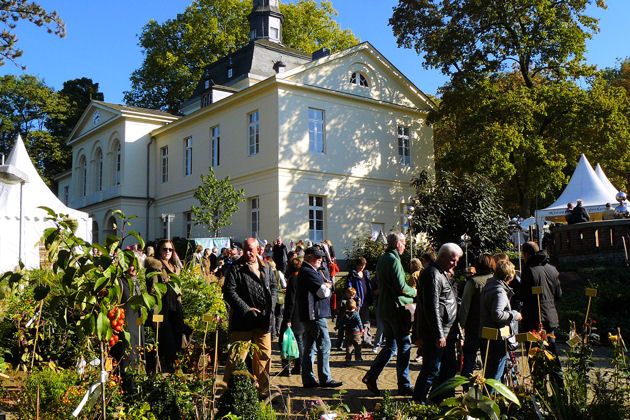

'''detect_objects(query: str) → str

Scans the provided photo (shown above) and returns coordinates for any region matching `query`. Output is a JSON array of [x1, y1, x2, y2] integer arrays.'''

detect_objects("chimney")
[[312, 47, 331, 61]]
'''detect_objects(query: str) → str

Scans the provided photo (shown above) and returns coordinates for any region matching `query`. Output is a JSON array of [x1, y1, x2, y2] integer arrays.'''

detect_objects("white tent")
[[594, 163, 620, 199], [0, 135, 91, 273], [535, 154, 618, 229]]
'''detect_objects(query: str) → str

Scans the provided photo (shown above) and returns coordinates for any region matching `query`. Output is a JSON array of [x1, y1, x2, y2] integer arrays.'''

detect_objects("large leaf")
[[485, 378, 520, 406], [128, 230, 145, 251], [33, 285, 50, 301], [430, 375, 471, 399], [477, 397, 500, 420], [96, 311, 109, 341]]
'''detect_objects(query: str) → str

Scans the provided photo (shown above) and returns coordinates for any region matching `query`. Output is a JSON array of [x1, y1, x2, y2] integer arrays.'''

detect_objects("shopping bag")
[[282, 326, 299, 360]]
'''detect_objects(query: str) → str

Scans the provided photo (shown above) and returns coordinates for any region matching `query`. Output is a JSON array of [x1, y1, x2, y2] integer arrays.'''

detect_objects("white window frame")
[[211, 125, 220, 167], [397, 125, 411, 166], [160, 146, 168, 183], [184, 136, 193, 176], [308, 108, 325, 154], [250, 197, 260, 238], [350, 71, 369, 88], [248, 111, 259, 156], [309, 195, 325, 242]]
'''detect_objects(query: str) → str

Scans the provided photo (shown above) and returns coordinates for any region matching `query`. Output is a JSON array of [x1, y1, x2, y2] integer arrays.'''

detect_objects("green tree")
[[0, 0, 65, 68], [191, 167, 245, 237], [389, 0, 630, 216], [0, 74, 69, 187], [46, 77, 104, 140], [124, 0, 359, 113], [411, 169, 509, 258]]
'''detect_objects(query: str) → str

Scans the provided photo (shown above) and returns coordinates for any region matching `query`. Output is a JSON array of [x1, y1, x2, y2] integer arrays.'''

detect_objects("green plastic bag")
[[282, 326, 299, 360]]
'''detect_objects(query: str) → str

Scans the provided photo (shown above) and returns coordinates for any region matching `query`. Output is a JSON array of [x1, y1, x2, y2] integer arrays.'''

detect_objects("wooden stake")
[[100, 341, 106, 420], [30, 300, 44, 370]]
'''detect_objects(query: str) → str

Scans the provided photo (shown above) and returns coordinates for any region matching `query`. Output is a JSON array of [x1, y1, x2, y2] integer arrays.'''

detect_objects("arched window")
[[94, 148, 103, 191], [350, 72, 369, 88], [112, 141, 121, 185], [78, 155, 87, 197], [92, 220, 99, 245]]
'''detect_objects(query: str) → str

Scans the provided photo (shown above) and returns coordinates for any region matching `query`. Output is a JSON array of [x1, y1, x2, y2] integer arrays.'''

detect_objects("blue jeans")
[[413, 337, 457, 403], [365, 318, 411, 391], [480, 340, 507, 382], [301, 318, 332, 386], [461, 333, 481, 379]]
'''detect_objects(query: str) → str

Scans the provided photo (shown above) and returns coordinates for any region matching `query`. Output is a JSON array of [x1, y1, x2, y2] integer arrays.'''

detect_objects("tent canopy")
[[595, 163, 620, 198], [535, 154, 618, 228], [0, 135, 91, 273]]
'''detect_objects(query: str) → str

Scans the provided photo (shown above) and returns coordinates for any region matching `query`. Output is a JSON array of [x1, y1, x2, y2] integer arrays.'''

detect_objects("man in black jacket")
[[413, 243, 462, 404], [520, 241, 563, 386], [298, 246, 342, 388], [222, 238, 277, 397], [272, 237, 288, 273]]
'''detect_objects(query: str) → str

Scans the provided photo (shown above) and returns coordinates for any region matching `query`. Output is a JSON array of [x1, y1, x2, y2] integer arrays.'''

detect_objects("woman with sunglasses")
[[145, 238, 191, 373]]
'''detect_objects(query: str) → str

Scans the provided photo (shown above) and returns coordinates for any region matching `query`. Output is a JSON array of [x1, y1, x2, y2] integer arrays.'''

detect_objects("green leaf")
[[128, 230, 145, 250], [33, 285, 50, 301], [94, 276, 108, 291], [477, 398, 500, 420], [485, 378, 520, 406], [38, 206, 57, 217], [142, 293, 156, 310], [96, 311, 109, 341], [430, 375, 471, 399], [104, 235, 120, 254]]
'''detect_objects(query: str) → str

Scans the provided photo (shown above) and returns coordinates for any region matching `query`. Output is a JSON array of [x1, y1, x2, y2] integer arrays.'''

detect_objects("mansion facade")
[[56, 0, 434, 254]]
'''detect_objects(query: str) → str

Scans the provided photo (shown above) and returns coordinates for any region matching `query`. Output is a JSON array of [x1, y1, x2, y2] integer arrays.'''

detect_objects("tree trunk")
[[520, 197, 532, 218]]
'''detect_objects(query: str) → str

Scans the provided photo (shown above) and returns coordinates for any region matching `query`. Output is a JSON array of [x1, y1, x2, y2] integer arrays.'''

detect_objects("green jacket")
[[375, 248, 417, 321]]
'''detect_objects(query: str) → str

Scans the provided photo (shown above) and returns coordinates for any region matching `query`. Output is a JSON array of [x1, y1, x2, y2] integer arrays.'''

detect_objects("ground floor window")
[[309, 195, 325, 242], [250, 197, 260, 238]]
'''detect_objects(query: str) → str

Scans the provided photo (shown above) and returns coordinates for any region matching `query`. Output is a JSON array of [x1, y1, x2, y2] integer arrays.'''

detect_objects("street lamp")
[[402, 204, 415, 259], [508, 217, 523, 273], [0, 154, 30, 264], [460, 233, 471, 268], [161, 213, 175, 239]]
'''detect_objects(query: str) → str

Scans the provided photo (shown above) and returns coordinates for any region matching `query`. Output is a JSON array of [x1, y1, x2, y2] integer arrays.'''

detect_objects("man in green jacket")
[[363, 232, 416, 396]]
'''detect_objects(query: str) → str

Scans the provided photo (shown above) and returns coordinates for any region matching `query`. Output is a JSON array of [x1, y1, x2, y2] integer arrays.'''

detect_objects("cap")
[[304, 246, 325, 258]]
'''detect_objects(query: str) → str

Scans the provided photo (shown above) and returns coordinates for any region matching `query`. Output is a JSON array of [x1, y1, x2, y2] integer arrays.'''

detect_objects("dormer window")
[[350, 72, 369, 88], [228, 68, 233, 78], [270, 0, 278, 6], [204, 80, 210, 89], [250, 29, 256, 40]]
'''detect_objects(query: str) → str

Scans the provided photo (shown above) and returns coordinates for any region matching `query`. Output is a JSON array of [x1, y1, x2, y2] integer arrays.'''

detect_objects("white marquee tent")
[[0, 135, 91, 273], [535, 154, 619, 230], [595, 163, 620, 199]]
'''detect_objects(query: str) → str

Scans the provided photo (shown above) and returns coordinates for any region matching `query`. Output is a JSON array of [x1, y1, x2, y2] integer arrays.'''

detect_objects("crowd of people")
[[111, 231, 563, 404]]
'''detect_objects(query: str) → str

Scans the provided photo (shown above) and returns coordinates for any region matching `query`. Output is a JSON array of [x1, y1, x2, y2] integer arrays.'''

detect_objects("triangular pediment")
[[278, 42, 434, 112], [68, 102, 121, 144]]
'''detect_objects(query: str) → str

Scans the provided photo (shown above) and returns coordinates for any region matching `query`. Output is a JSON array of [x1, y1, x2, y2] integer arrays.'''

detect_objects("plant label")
[[136, 318, 144, 326], [482, 327, 499, 340], [203, 313, 214, 323], [499, 326, 511, 339], [105, 357, 113, 371], [585, 288, 597, 297], [153, 314, 164, 323], [515, 332, 537, 343], [531, 286, 543, 295]]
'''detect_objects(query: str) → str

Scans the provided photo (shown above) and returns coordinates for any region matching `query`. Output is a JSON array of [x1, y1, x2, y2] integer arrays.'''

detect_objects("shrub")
[[216, 359, 261, 420]]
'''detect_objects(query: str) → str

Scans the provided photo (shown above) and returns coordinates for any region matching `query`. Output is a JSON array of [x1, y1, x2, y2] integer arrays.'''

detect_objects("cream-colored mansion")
[[56, 0, 434, 253]]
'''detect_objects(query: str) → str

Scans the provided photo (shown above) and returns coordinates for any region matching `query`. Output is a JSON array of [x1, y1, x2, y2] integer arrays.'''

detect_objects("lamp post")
[[161, 213, 175, 239], [508, 217, 523, 273], [406, 205, 415, 260], [460, 233, 471, 268], [0, 156, 30, 264]]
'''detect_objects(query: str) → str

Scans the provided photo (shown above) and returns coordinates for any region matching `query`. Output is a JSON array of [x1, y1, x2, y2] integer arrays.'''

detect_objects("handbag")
[[281, 326, 300, 360]]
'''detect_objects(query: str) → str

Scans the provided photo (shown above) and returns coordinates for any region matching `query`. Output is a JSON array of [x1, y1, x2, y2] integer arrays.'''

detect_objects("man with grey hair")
[[363, 231, 417, 396], [413, 242, 463, 403]]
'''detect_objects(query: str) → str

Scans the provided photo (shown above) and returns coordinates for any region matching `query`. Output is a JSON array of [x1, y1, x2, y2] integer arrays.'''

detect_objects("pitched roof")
[[91, 100, 178, 118]]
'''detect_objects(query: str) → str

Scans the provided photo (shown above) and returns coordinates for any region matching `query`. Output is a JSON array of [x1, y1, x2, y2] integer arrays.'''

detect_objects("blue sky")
[[1, 0, 629, 104]]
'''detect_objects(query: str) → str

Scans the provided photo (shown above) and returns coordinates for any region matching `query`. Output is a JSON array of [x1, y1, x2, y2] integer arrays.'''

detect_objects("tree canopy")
[[390, 0, 630, 216], [0, 0, 65, 68], [0, 75, 104, 188], [124, 0, 359, 114], [191, 167, 245, 237]]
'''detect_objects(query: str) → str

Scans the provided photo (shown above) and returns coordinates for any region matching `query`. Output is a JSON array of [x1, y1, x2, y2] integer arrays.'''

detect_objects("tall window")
[[211, 125, 220, 167], [309, 195, 325, 242], [308, 108, 325, 154], [397, 125, 411, 165], [115, 143, 121, 185], [248, 111, 259, 156], [350, 72, 369, 87], [95, 148, 103, 191], [63, 186, 69, 205], [250, 197, 260, 238], [184, 137, 193, 176], [78, 156, 87, 197], [184, 211, 192, 238], [160, 146, 168, 183]]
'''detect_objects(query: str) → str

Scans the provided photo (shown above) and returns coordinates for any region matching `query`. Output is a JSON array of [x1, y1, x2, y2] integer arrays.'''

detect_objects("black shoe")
[[321, 380, 343, 388], [362, 375, 380, 396], [291, 365, 301, 375], [303, 381, 319, 388]]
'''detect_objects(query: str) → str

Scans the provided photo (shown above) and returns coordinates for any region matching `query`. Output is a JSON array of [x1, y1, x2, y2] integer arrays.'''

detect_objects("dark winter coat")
[[480, 276, 520, 334], [272, 243, 288, 273], [347, 269, 372, 308], [298, 262, 332, 321], [459, 273, 493, 337], [281, 271, 304, 334], [520, 252, 562, 332], [416, 262, 458, 341], [571, 203, 590, 223], [222, 256, 277, 332]]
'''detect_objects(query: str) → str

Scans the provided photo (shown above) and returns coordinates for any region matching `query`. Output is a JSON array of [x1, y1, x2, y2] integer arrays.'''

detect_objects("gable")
[[72, 105, 119, 140], [280, 44, 432, 112]]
